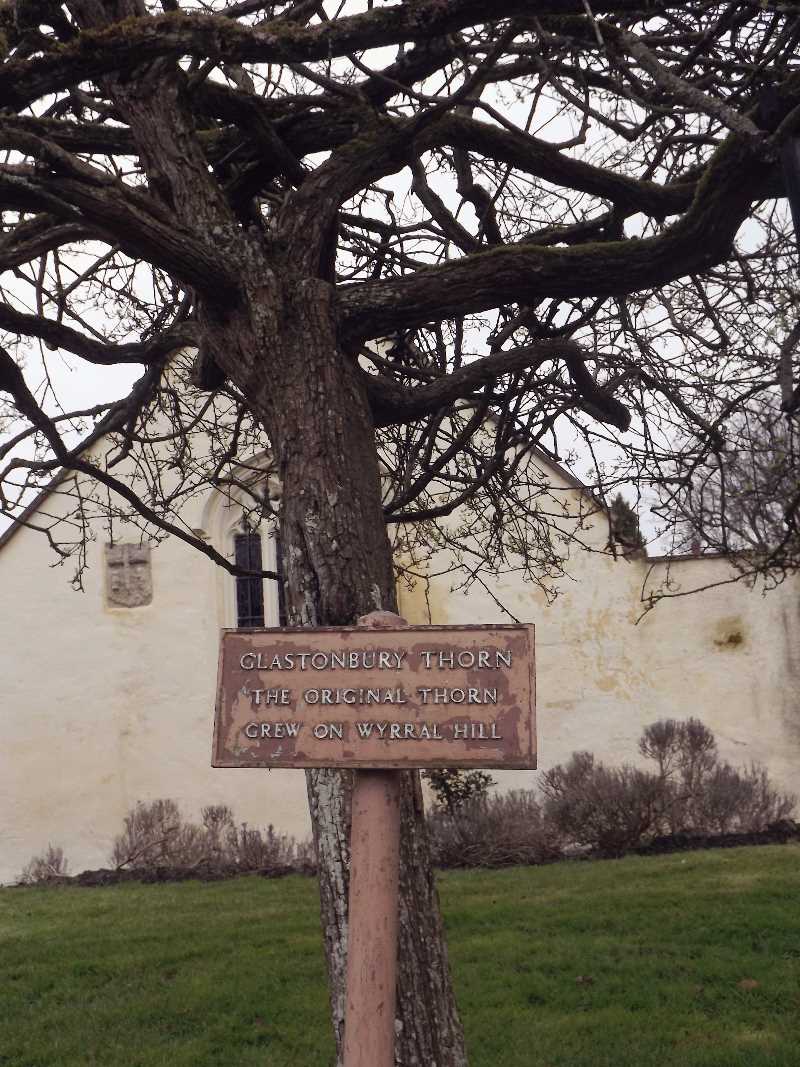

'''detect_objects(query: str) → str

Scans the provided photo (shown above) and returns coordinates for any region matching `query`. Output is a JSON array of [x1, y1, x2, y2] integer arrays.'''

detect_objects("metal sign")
[[212, 623, 535, 769]]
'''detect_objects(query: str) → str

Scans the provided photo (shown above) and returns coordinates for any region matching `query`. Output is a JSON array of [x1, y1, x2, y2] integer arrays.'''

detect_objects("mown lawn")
[[1, 845, 799, 1066]]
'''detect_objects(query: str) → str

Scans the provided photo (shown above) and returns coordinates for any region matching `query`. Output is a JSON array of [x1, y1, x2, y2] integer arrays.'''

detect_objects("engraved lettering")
[[244, 721, 302, 740], [261, 689, 289, 705], [312, 722, 343, 740], [418, 647, 511, 669]]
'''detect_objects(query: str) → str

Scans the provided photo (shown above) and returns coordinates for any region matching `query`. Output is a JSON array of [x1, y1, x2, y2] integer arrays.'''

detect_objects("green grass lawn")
[[1, 845, 799, 1066]]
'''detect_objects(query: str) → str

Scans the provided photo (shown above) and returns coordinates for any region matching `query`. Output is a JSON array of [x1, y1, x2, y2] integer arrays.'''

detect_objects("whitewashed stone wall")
[[1, 461, 797, 884]]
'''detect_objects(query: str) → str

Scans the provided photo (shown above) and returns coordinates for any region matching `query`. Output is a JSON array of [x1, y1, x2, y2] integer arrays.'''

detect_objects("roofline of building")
[[645, 551, 732, 564], [530, 444, 603, 502], [0, 469, 67, 554]]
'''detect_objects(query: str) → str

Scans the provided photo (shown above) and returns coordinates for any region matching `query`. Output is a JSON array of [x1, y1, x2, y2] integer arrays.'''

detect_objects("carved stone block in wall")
[[105, 543, 153, 608]]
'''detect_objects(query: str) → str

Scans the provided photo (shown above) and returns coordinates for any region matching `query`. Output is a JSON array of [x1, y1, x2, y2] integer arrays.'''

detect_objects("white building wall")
[[0, 479, 310, 884], [399, 546, 800, 802], [2, 466, 798, 884]]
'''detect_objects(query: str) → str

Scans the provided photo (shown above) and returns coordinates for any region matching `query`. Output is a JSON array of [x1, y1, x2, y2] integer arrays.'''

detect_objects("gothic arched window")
[[233, 529, 287, 628]]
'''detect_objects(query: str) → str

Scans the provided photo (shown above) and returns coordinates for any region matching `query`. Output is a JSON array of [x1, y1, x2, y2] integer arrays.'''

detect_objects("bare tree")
[[655, 388, 800, 571], [2, 1, 800, 1060]]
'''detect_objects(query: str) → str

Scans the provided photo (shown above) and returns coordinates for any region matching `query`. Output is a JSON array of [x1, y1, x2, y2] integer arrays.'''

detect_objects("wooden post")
[[342, 610, 406, 1067], [343, 769, 402, 1067]]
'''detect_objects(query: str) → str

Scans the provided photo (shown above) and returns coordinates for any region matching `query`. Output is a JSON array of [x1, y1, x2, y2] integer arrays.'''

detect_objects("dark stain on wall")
[[715, 631, 744, 648], [713, 617, 746, 649]]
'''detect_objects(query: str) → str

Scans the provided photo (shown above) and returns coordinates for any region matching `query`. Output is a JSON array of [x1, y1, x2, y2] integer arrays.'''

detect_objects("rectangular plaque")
[[212, 624, 535, 769]]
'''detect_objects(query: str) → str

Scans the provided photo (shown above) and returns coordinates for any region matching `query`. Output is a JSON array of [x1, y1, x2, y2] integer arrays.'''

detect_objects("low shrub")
[[428, 790, 562, 868], [539, 719, 797, 857], [692, 761, 796, 834], [540, 753, 663, 858], [111, 799, 315, 876], [19, 844, 69, 885]]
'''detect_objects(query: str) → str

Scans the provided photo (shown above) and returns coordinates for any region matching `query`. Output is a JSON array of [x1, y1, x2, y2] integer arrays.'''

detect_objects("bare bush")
[[19, 845, 69, 885], [691, 762, 796, 834], [639, 718, 718, 832], [639, 718, 717, 781], [111, 799, 314, 875], [541, 721, 797, 858], [639, 718, 796, 835], [540, 753, 663, 858], [428, 791, 562, 869], [111, 799, 192, 869], [224, 821, 315, 873]]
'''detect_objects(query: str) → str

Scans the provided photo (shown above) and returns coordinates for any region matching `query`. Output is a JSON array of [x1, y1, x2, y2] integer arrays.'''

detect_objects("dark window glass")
[[234, 532, 265, 627]]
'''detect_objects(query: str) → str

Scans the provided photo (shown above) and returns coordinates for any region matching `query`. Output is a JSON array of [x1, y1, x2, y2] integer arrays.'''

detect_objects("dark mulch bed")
[[11, 861, 315, 888], [635, 820, 800, 856]]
